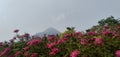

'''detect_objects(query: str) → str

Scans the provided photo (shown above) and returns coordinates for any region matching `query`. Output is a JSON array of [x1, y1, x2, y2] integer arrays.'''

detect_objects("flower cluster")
[[0, 25, 120, 57], [27, 39, 42, 46]]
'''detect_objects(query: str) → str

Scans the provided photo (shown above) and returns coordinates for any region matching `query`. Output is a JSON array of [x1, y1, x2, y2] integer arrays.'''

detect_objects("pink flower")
[[70, 50, 80, 57], [27, 39, 42, 46], [75, 32, 81, 35], [0, 42, 3, 46], [15, 51, 22, 56], [87, 31, 97, 36], [14, 29, 19, 33], [63, 38, 68, 41], [115, 50, 120, 57], [30, 53, 39, 57], [95, 38, 103, 45], [47, 42, 56, 49], [57, 39, 63, 44], [114, 34, 120, 37], [51, 48, 60, 53], [49, 48, 60, 56], [88, 38, 95, 43], [102, 30, 113, 35], [0, 48, 11, 56], [49, 51, 56, 56], [80, 38, 87, 45], [57, 38, 68, 44], [24, 33, 30, 38], [23, 46, 30, 51], [48, 36, 56, 41]]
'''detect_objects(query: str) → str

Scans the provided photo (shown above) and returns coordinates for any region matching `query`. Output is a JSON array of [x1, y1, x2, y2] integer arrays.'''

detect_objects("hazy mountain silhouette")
[[35, 27, 60, 37]]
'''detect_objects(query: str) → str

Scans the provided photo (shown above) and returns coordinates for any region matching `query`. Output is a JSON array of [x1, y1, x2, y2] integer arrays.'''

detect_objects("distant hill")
[[35, 27, 61, 37]]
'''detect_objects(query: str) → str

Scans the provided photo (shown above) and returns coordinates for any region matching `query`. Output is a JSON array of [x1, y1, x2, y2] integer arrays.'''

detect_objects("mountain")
[[35, 27, 61, 37]]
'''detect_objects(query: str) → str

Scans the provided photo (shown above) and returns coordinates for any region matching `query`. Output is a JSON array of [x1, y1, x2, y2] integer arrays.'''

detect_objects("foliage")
[[98, 16, 120, 26], [1, 17, 120, 57]]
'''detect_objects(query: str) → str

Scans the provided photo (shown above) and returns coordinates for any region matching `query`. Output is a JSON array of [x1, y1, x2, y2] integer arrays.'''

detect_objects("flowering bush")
[[1, 25, 120, 57]]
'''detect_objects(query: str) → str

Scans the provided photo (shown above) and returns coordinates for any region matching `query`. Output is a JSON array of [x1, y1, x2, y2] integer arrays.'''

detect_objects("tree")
[[98, 16, 120, 26]]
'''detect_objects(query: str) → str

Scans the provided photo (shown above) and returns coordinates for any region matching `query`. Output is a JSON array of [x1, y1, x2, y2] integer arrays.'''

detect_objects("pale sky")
[[0, 0, 120, 41]]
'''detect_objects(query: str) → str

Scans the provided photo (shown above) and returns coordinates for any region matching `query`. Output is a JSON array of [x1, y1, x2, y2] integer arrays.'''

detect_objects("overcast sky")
[[0, 0, 120, 41]]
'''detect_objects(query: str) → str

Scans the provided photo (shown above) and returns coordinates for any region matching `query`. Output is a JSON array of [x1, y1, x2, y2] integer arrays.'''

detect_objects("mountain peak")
[[44, 27, 59, 32], [35, 27, 60, 37]]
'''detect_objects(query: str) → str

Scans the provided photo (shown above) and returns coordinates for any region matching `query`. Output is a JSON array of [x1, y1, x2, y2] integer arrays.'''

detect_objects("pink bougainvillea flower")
[[95, 38, 103, 45], [27, 39, 42, 46], [115, 50, 120, 57], [14, 29, 19, 33], [15, 51, 22, 56], [49, 51, 56, 56], [49, 48, 60, 56], [80, 38, 87, 45], [47, 42, 56, 49], [114, 34, 120, 37], [0, 48, 11, 56], [70, 49, 80, 57], [62, 37, 68, 42], [57, 39, 63, 44], [30, 53, 39, 57], [88, 38, 95, 43], [0, 42, 3, 46], [23, 33, 30, 38], [51, 48, 60, 53], [23, 46, 30, 51], [48, 36, 56, 41], [75, 32, 81, 35], [57, 38, 68, 44], [87, 31, 97, 36], [102, 30, 113, 35]]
